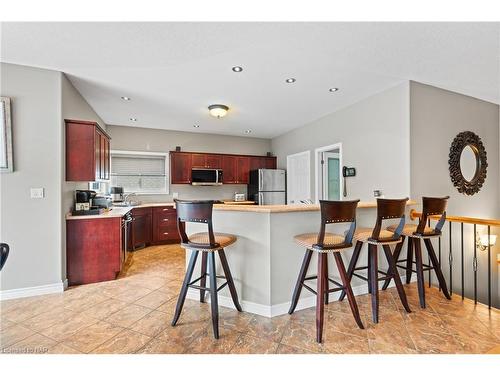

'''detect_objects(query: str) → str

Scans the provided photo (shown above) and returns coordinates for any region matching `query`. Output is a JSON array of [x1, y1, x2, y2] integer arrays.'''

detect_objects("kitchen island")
[[184, 201, 417, 317]]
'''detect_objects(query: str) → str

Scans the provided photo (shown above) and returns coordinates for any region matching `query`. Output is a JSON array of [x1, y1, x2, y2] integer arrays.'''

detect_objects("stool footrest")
[[188, 273, 227, 292]]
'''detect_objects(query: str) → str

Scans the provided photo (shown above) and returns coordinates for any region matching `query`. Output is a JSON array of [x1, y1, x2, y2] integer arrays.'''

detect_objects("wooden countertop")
[[212, 200, 417, 213]]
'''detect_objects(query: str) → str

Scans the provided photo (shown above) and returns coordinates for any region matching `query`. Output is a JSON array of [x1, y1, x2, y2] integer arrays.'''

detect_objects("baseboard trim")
[[187, 275, 416, 318], [0, 282, 65, 301]]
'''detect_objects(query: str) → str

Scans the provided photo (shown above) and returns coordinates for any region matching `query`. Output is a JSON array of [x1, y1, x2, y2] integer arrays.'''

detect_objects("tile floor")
[[1, 244, 499, 354]]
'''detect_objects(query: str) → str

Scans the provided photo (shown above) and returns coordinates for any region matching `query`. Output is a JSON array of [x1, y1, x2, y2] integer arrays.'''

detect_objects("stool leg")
[[316, 252, 327, 343], [424, 239, 451, 300], [171, 250, 199, 326], [218, 249, 242, 311], [367, 244, 372, 294], [369, 244, 379, 323], [324, 255, 329, 305], [414, 239, 426, 308], [383, 245, 411, 313], [208, 252, 219, 339], [289, 249, 313, 314], [406, 238, 414, 284], [334, 252, 364, 329], [338, 241, 362, 301], [382, 240, 404, 290], [199, 252, 207, 303]]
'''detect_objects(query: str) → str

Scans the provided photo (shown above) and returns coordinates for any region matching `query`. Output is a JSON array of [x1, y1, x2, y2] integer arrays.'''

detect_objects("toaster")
[[234, 193, 246, 202]]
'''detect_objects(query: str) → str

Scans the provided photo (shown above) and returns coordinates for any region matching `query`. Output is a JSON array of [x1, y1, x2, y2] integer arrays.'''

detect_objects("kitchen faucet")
[[123, 192, 137, 205]]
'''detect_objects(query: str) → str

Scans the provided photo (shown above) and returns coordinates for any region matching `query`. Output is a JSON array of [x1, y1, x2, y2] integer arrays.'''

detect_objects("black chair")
[[339, 198, 412, 323], [289, 200, 364, 343], [0, 243, 9, 271], [383, 196, 451, 308], [171, 200, 241, 339]]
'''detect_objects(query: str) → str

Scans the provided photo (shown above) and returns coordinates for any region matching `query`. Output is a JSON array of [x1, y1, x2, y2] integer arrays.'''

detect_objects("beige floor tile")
[[131, 310, 171, 337], [276, 344, 316, 354], [245, 314, 290, 343], [0, 324, 36, 349], [22, 307, 78, 332], [113, 286, 155, 303], [135, 338, 186, 354], [184, 326, 240, 354], [229, 334, 279, 354], [280, 321, 324, 353], [155, 319, 208, 348], [63, 321, 124, 353], [83, 298, 129, 320], [46, 343, 82, 354], [4, 333, 58, 354], [135, 290, 176, 310], [39, 312, 99, 341], [91, 329, 151, 354], [105, 304, 152, 328]]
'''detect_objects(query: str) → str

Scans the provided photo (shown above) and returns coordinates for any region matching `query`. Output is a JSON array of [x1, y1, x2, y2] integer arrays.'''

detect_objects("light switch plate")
[[172, 192, 179, 199], [30, 188, 45, 199]]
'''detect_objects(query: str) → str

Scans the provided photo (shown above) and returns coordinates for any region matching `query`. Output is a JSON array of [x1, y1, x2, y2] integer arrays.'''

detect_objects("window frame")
[[110, 149, 169, 195]]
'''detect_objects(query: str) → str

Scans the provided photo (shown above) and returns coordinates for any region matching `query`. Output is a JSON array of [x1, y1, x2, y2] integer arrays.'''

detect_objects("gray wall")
[[106, 125, 272, 202], [271, 82, 410, 201], [0, 63, 63, 291], [60, 74, 107, 282], [410, 81, 499, 307]]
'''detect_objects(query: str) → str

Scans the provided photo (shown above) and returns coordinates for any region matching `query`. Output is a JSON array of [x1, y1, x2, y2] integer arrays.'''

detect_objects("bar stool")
[[289, 200, 364, 343], [339, 198, 411, 323], [382, 196, 451, 308], [171, 200, 242, 339]]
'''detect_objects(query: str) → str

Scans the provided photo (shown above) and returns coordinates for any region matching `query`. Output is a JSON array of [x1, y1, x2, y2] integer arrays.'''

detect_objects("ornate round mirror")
[[449, 131, 487, 195]]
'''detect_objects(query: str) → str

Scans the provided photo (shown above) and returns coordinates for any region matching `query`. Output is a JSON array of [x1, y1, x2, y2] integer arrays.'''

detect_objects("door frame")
[[314, 143, 343, 203], [286, 150, 311, 204]]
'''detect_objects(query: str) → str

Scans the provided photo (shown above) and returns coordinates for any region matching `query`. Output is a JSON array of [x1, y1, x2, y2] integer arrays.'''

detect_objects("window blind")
[[111, 152, 169, 194]]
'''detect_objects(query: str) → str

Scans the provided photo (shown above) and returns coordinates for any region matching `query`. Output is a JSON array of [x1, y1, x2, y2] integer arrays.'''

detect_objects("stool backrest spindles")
[[316, 200, 360, 249], [416, 196, 449, 235], [371, 198, 409, 241], [175, 200, 217, 248]]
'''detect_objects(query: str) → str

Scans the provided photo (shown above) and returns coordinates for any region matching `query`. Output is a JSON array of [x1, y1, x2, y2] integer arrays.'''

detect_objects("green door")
[[327, 157, 340, 200]]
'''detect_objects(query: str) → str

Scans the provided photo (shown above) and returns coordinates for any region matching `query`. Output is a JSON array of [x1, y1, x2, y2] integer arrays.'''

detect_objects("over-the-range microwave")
[[191, 168, 223, 186]]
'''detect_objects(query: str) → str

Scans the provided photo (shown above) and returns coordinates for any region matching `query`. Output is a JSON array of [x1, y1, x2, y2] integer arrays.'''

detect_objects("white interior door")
[[286, 151, 311, 204]]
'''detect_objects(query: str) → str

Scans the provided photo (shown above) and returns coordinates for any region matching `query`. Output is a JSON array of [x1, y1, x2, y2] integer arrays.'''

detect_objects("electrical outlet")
[[30, 188, 45, 199], [172, 192, 179, 199]]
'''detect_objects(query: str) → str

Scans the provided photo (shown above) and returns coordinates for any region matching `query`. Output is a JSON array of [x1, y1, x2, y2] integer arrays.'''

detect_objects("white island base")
[[184, 201, 416, 317]]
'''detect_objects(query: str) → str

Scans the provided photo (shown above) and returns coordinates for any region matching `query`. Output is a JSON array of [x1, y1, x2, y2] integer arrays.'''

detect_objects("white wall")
[[271, 82, 411, 201], [0, 63, 63, 292], [410, 81, 499, 307], [106, 125, 272, 202]]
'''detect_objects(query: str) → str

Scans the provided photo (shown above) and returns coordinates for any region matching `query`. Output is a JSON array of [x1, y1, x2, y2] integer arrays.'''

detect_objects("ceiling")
[[1, 22, 499, 139]]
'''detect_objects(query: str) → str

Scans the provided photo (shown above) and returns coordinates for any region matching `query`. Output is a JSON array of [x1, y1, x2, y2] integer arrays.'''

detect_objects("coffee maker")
[[110, 186, 124, 202], [75, 190, 97, 211]]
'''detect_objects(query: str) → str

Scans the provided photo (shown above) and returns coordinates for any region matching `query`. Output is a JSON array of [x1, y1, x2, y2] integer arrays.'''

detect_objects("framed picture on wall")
[[1, 97, 13, 173]]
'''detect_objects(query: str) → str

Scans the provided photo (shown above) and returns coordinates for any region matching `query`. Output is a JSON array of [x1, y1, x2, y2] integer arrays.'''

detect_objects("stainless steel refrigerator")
[[248, 169, 286, 205]]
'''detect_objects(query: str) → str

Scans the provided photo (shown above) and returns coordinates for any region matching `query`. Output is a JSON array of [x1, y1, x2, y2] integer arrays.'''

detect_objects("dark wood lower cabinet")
[[67, 217, 122, 286], [129, 205, 181, 249]]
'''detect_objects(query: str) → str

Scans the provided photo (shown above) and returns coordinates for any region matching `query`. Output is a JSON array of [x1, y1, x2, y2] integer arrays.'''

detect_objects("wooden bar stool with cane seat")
[[288, 200, 364, 343], [339, 198, 412, 323], [171, 200, 242, 339], [382, 196, 451, 308]]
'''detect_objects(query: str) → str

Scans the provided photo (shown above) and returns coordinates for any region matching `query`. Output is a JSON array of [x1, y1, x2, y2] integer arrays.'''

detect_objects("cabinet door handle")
[[163, 218, 169, 221], [162, 208, 170, 211], [163, 232, 169, 235]]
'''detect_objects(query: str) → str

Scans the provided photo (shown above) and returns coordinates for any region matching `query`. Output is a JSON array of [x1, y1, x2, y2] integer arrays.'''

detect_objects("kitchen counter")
[[65, 202, 175, 220], [184, 199, 418, 318]]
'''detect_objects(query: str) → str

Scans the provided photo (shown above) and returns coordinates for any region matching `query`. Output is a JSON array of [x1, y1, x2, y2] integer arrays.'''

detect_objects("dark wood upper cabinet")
[[171, 151, 276, 185], [236, 157, 250, 184], [170, 152, 192, 184], [66, 119, 111, 182], [222, 155, 237, 183]]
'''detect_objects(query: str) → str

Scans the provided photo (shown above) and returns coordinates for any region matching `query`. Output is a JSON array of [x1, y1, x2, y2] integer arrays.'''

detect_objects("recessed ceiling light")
[[285, 78, 296, 83], [121, 96, 131, 101], [232, 66, 243, 72], [208, 104, 229, 118], [193, 124, 200, 128], [129, 117, 137, 122], [244, 129, 252, 134], [329, 88, 339, 92]]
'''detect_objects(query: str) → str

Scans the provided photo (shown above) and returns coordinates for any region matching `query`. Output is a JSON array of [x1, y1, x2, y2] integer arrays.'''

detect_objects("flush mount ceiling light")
[[232, 66, 243, 72], [244, 129, 252, 134], [329, 88, 339, 92], [121, 96, 131, 101], [129, 117, 137, 122], [208, 104, 229, 118], [193, 124, 200, 128], [285, 78, 296, 83]]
